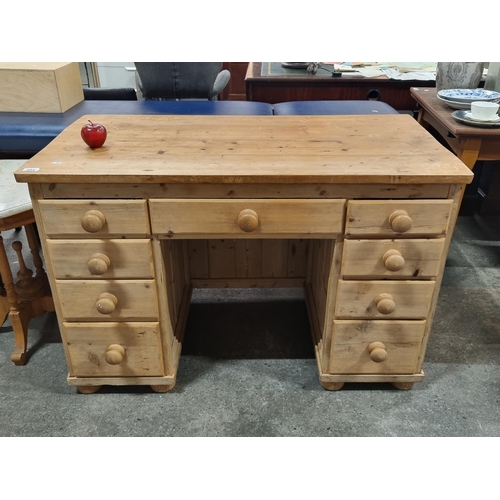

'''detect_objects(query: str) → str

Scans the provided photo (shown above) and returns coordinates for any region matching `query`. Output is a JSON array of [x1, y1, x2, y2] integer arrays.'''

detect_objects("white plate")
[[437, 95, 472, 110], [452, 110, 500, 127], [438, 88, 500, 103], [464, 111, 500, 123]]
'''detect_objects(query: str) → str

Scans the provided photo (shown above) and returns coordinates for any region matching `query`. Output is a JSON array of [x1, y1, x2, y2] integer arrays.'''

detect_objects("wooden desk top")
[[411, 87, 500, 138], [16, 114, 473, 185]]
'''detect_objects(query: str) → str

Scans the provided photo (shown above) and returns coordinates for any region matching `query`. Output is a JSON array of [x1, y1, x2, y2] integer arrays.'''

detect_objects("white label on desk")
[[22, 168, 39, 171]]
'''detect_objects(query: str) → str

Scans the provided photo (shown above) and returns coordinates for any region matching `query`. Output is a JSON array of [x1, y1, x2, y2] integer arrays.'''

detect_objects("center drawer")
[[149, 199, 346, 237]]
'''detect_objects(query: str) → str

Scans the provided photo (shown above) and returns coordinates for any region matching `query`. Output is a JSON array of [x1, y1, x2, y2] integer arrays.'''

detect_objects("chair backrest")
[[134, 62, 223, 100], [83, 87, 137, 100]]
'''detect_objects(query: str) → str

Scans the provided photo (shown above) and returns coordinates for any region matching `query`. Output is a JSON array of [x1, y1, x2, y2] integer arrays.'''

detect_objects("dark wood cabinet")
[[220, 63, 248, 100], [245, 63, 437, 111]]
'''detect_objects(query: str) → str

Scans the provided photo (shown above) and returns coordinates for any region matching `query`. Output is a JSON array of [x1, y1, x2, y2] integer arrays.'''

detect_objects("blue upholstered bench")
[[273, 100, 398, 115], [0, 100, 274, 156]]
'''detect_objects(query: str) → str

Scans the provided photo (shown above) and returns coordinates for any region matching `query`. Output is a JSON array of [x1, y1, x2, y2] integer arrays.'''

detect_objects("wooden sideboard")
[[15, 114, 473, 393], [245, 62, 436, 111]]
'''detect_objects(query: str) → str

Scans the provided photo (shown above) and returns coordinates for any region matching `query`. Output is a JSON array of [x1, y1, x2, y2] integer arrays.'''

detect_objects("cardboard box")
[[0, 62, 84, 113]]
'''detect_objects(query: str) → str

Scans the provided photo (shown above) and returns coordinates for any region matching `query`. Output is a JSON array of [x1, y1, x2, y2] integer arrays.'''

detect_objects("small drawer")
[[149, 199, 345, 237], [345, 200, 453, 236], [46, 239, 154, 279], [55, 280, 158, 321], [335, 280, 435, 319], [64, 322, 163, 377], [328, 320, 425, 374], [39, 200, 150, 237], [341, 238, 445, 278]]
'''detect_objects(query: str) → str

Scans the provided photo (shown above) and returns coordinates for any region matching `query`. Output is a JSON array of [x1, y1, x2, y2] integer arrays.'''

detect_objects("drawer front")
[[328, 320, 425, 374], [39, 200, 150, 237], [341, 238, 445, 278], [335, 280, 435, 319], [149, 199, 345, 237], [56, 280, 158, 321], [64, 322, 163, 377], [345, 200, 453, 236], [47, 239, 154, 279]]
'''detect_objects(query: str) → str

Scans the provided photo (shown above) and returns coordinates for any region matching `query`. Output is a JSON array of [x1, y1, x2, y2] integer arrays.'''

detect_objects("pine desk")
[[15, 114, 473, 393]]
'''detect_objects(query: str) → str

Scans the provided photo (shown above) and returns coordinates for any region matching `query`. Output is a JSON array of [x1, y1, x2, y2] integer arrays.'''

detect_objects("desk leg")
[[457, 138, 481, 170]]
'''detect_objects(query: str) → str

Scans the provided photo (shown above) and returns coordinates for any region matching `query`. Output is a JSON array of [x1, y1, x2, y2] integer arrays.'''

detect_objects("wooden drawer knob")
[[238, 209, 259, 232], [105, 344, 126, 365], [81, 210, 106, 233], [389, 210, 412, 233], [375, 293, 396, 314], [95, 292, 117, 314], [87, 253, 111, 275], [368, 341, 387, 363], [383, 249, 405, 271]]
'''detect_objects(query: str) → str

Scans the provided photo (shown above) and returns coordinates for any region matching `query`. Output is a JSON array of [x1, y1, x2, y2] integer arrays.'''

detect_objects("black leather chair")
[[134, 62, 230, 100], [83, 87, 137, 100]]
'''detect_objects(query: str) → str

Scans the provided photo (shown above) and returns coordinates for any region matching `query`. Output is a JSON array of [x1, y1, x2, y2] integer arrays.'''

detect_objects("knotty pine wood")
[[40, 182, 452, 200], [345, 199, 453, 236], [38, 200, 150, 237], [328, 320, 425, 374], [64, 322, 163, 377], [46, 239, 155, 279], [16, 115, 473, 185], [186, 238, 309, 281], [55, 280, 159, 321], [341, 238, 446, 278], [335, 280, 435, 319], [149, 199, 345, 238]]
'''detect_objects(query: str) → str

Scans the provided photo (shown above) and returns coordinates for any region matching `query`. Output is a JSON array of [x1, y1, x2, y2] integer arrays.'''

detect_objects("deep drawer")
[[328, 320, 425, 374], [345, 200, 453, 236], [64, 322, 163, 377], [55, 280, 158, 321], [149, 199, 346, 237], [46, 239, 154, 279], [39, 200, 150, 237]]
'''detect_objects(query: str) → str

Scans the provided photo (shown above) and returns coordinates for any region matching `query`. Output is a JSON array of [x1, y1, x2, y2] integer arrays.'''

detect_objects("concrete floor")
[[1, 215, 499, 437]]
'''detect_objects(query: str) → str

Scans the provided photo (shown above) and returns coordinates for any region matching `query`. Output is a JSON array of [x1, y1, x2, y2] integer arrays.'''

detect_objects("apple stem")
[[88, 120, 94, 126]]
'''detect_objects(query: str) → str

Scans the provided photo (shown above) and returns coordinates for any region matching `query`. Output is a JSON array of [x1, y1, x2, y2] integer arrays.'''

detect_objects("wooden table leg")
[[0, 233, 28, 365], [457, 138, 482, 170], [0, 228, 55, 366]]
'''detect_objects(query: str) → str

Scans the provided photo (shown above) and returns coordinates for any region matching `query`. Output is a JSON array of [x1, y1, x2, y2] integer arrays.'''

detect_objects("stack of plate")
[[437, 88, 500, 110]]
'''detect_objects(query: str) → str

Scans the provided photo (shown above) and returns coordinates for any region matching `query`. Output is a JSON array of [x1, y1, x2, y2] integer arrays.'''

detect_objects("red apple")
[[81, 120, 107, 148]]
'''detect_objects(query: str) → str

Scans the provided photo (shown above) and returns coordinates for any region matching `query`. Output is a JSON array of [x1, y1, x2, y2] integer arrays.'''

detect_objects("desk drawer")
[[335, 280, 435, 319], [328, 320, 425, 374], [47, 239, 154, 279], [65, 322, 163, 377], [345, 200, 453, 236], [341, 238, 445, 278], [39, 200, 150, 237], [149, 199, 345, 237], [56, 280, 158, 321]]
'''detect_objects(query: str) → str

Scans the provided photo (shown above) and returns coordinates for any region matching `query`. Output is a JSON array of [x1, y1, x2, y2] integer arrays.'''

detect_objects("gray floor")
[[1, 214, 499, 437]]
